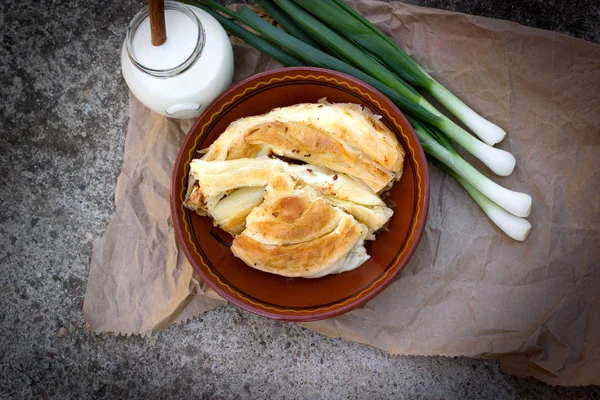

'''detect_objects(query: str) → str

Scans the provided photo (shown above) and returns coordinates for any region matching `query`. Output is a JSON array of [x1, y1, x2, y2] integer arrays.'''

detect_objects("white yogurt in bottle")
[[121, 1, 234, 119]]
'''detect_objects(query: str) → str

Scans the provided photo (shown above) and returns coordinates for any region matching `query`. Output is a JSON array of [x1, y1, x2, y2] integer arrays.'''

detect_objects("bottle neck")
[[125, 1, 205, 78]]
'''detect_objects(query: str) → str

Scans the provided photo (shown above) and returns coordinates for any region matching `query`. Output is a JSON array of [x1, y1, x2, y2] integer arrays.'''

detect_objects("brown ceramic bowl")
[[171, 67, 429, 321]]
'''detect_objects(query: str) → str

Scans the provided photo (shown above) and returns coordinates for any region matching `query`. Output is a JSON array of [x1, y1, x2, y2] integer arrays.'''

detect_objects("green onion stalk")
[[411, 118, 532, 239], [435, 161, 532, 241], [196, 1, 440, 124], [408, 117, 532, 219], [187, 0, 533, 239], [253, 0, 324, 51], [181, 0, 305, 67], [247, 0, 516, 177], [296, 0, 507, 147]]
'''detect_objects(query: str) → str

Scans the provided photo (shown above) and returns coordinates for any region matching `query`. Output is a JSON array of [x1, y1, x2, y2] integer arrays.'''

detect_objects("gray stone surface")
[[0, 0, 599, 398]]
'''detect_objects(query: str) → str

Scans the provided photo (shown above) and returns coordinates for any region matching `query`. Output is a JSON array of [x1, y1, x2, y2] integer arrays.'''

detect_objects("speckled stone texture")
[[0, 0, 599, 398]]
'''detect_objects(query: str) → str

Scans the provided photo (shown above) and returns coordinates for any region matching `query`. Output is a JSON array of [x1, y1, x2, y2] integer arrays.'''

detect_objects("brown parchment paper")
[[83, 0, 600, 386]]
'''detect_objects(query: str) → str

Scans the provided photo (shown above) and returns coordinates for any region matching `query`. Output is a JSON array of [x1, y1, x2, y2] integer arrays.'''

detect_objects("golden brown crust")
[[202, 116, 267, 162], [243, 172, 343, 244], [267, 102, 404, 173], [225, 131, 265, 160], [232, 214, 364, 277], [249, 197, 341, 244], [232, 172, 367, 277], [184, 181, 206, 211], [323, 195, 393, 232], [339, 103, 404, 173], [244, 121, 394, 192]]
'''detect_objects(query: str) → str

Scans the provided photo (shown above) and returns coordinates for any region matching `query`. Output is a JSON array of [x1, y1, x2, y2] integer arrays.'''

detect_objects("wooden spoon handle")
[[149, 0, 166, 46]]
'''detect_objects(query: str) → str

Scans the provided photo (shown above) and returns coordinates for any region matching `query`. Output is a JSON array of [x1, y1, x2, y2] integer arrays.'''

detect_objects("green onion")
[[235, 5, 437, 121], [183, 0, 305, 67], [270, 0, 515, 176], [193, 0, 433, 119], [327, 0, 398, 48], [193, 0, 533, 239], [408, 117, 531, 218], [272, 0, 420, 103], [302, 0, 507, 146], [433, 160, 531, 241], [195, 0, 242, 20], [423, 121, 531, 239], [253, 0, 324, 51]]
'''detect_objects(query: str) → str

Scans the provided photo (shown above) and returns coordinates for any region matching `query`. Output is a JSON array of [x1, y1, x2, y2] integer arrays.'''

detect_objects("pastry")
[[183, 101, 404, 278], [231, 172, 369, 278]]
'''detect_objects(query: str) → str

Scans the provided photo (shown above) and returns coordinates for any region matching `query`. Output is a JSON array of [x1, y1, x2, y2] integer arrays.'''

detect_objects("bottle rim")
[[125, 1, 205, 78]]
